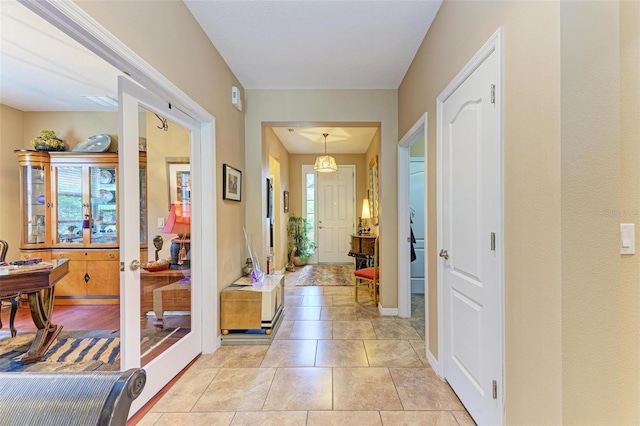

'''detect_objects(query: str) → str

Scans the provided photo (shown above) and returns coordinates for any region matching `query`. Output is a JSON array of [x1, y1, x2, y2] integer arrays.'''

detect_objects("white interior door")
[[317, 166, 355, 263], [119, 77, 201, 411], [438, 36, 502, 425], [410, 159, 425, 295]]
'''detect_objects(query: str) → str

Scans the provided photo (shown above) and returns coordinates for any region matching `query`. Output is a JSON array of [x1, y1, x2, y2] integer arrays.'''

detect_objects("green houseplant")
[[287, 214, 316, 266]]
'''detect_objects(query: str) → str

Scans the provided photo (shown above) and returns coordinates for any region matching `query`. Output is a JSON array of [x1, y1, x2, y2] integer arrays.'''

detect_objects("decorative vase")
[[292, 256, 307, 267]]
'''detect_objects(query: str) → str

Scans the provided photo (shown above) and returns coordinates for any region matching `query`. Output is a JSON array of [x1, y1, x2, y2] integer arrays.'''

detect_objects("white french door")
[[119, 77, 201, 411]]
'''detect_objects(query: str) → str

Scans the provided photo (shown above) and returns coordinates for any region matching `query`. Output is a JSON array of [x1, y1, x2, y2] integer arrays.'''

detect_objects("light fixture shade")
[[361, 198, 371, 219], [314, 155, 338, 172], [162, 203, 190, 235]]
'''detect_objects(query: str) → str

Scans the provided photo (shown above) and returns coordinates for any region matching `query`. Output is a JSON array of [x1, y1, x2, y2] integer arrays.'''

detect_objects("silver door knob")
[[129, 259, 142, 271], [439, 249, 449, 260]]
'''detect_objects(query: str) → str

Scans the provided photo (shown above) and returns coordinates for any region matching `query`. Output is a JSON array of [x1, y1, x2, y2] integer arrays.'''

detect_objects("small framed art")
[[223, 164, 242, 201]]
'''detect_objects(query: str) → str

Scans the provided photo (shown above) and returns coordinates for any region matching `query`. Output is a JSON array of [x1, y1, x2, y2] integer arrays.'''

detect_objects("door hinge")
[[490, 84, 496, 104], [120, 262, 125, 272], [491, 232, 496, 251], [492, 380, 498, 399]]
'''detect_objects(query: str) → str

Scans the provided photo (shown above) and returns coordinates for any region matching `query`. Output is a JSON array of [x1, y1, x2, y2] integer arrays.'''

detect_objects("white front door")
[[438, 32, 503, 425], [317, 166, 355, 263], [410, 159, 425, 295], [119, 77, 202, 411]]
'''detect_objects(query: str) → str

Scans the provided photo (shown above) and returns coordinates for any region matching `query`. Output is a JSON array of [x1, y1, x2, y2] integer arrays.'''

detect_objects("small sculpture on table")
[[286, 247, 296, 272], [153, 235, 163, 261]]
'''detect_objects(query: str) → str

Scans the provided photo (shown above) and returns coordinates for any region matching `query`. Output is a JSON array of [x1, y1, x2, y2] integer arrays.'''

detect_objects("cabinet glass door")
[[21, 165, 48, 246], [54, 166, 84, 245], [89, 166, 118, 245]]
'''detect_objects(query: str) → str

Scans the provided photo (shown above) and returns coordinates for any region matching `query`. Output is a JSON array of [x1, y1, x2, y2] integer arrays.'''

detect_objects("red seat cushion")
[[354, 267, 379, 280]]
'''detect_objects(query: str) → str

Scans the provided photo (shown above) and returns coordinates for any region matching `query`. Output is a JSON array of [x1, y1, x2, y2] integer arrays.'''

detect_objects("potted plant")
[[287, 214, 316, 266], [31, 130, 65, 151]]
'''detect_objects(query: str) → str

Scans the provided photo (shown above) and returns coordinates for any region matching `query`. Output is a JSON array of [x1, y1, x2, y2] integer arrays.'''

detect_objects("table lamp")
[[360, 199, 371, 235], [162, 202, 190, 269]]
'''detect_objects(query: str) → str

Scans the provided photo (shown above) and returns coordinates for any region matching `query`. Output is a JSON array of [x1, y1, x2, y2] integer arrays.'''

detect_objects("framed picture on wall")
[[166, 158, 190, 208], [223, 164, 242, 201]]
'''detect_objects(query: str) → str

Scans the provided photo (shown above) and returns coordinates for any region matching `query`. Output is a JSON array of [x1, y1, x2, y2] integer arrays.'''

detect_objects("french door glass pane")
[[139, 110, 191, 367], [89, 166, 117, 244], [55, 166, 83, 244]]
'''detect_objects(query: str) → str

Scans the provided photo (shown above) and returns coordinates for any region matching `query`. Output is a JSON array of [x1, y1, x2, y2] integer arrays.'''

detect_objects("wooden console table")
[[0, 259, 69, 362], [221, 274, 284, 335]]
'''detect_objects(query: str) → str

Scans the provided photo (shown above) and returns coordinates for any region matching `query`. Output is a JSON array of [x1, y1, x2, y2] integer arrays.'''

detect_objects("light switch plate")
[[621, 223, 635, 254], [157, 217, 165, 229]]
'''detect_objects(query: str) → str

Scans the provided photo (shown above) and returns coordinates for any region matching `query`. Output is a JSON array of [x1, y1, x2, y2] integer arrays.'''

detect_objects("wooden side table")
[[220, 274, 284, 335], [349, 234, 377, 269]]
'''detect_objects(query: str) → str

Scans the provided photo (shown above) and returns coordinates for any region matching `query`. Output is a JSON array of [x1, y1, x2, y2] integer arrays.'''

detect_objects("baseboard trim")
[[427, 349, 442, 377], [378, 305, 398, 316]]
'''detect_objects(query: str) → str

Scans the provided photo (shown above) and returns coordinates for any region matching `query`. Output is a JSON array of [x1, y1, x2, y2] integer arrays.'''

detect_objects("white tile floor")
[[137, 270, 475, 425]]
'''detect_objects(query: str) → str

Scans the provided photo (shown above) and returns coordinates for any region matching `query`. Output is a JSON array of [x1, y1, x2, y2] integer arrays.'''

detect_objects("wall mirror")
[[368, 155, 379, 226]]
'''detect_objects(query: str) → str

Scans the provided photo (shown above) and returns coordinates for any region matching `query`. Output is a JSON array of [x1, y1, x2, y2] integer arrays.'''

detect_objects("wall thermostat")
[[231, 86, 242, 111]]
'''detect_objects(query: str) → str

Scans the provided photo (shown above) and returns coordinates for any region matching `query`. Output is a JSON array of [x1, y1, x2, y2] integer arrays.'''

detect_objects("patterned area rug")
[[295, 264, 355, 286], [0, 328, 180, 372]]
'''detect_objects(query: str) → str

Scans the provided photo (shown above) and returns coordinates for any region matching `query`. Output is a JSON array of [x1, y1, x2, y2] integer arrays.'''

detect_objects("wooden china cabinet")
[[15, 150, 148, 305]]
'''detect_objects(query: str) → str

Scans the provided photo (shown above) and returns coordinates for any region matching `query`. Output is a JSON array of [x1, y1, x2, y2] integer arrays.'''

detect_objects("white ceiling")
[[0, 0, 442, 153], [0, 0, 123, 112], [272, 126, 378, 155], [184, 0, 442, 89]]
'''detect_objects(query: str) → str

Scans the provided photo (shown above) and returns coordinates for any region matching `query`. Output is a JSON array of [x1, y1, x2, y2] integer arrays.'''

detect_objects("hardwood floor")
[[1, 303, 190, 333], [2, 303, 121, 331]]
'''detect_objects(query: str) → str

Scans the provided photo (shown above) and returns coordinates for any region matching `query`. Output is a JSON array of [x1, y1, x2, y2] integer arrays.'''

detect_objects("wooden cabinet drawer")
[[52, 250, 118, 261]]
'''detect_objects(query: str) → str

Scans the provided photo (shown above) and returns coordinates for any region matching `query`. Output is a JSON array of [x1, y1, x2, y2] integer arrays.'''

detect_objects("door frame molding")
[[19, 0, 218, 414], [436, 27, 504, 421], [397, 113, 428, 323]]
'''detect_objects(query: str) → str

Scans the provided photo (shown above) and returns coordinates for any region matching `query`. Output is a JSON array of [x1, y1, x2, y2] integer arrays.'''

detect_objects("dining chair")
[[0, 240, 19, 337], [354, 237, 379, 305]]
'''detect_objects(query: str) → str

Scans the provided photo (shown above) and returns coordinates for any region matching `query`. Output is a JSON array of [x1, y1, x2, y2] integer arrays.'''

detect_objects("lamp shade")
[[162, 203, 190, 235], [314, 132, 338, 173], [314, 155, 338, 173], [361, 199, 371, 219]]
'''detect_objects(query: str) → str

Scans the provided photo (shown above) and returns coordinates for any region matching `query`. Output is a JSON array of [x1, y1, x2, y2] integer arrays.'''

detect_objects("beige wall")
[[561, 2, 639, 424], [23, 112, 120, 151], [245, 90, 398, 309], [399, 0, 562, 423], [400, 0, 640, 423], [0, 104, 26, 261], [266, 127, 291, 272], [619, 1, 640, 421], [75, 1, 246, 324]]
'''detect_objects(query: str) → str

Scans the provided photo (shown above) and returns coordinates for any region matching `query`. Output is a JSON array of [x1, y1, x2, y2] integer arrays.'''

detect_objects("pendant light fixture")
[[314, 133, 338, 173]]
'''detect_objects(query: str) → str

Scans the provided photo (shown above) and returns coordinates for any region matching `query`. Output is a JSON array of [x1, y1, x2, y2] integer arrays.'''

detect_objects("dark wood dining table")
[[0, 259, 69, 362]]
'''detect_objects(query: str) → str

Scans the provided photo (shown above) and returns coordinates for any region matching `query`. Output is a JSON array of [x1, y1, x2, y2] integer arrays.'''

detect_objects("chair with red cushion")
[[0, 240, 19, 337], [354, 237, 379, 304]]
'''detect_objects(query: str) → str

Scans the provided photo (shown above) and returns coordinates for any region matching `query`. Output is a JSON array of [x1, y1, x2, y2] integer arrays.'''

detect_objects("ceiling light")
[[83, 95, 118, 107], [314, 133, 338, 173]]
